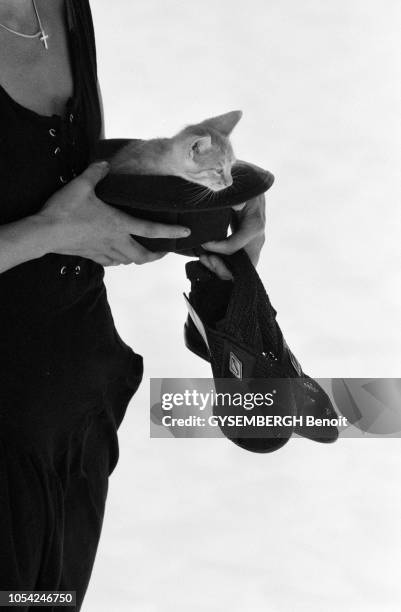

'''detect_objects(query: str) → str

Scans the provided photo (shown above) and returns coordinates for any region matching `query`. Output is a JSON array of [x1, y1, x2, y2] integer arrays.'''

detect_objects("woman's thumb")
[[81, 160, 110, 185]]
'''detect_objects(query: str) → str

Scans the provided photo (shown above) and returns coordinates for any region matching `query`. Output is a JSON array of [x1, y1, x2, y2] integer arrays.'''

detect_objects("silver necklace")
[[0, 0, 49, 50]]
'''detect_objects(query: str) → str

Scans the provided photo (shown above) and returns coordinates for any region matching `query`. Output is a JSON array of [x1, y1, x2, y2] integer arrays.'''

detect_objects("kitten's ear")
[[189, 135, 212, 158], [201, 110, 243, 136]]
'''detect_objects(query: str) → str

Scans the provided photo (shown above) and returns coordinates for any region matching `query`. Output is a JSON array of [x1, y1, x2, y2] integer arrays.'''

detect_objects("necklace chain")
[[0, 0, 49, 49]]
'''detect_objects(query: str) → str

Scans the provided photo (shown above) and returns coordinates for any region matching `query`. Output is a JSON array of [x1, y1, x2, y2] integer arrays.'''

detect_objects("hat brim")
[[94, 138, 275, 253], [95, 139, 274, 212]]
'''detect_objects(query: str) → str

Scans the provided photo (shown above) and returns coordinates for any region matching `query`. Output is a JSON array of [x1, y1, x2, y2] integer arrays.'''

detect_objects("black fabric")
[[0, 1, 143, 606], [0, 374, 142, 611], [94, 138, 275, 253]]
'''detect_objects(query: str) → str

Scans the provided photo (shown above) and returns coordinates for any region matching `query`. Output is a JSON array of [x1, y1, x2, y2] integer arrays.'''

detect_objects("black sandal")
[[184, 250, 339, 451]]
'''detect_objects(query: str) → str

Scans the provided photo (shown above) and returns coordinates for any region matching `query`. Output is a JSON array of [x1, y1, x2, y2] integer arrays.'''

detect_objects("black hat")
[[94, 139, 274, 254], [184, 250, 339, 452]]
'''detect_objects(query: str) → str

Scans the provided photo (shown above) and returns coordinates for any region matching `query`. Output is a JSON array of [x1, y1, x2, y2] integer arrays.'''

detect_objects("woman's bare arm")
[[0, 162, 190, 274], [0, 214, 52, 274]]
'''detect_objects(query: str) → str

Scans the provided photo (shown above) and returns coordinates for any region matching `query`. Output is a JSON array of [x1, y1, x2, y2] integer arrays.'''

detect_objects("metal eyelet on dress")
[[69, 113, 74, 123], [49, 128, 56, 137], [59, 176, 68, 184], [262, 351, 277, 361], [60, 265, 68, 276], [54, 146, 61, 155], [74, 265, 81, 276]]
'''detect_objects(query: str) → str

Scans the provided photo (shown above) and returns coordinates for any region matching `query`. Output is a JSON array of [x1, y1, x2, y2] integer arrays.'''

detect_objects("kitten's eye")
[[216, 169, 224, 175]]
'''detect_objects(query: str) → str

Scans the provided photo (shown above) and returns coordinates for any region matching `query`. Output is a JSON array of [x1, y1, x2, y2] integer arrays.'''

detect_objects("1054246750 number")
[[0, 591, 76, 607]]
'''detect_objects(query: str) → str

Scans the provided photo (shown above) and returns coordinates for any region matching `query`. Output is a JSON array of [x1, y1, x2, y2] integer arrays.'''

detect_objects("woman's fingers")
[[93, 248, 167, 267], [137, 249, 168, 264], [109, 237, 140, 264], [202, 200, 264, 260], [199, 254, 233, 280], [58, 235, 168, 267], [91, 254, 117, 266], [231, 202, 246, 211], [201, 225, 254, 255], [38, 159, 187, 268], [80, 160, 110, 186], [109, 236, 167, 264], [108, 248, 132, 265], [113, 210, 191, 240]]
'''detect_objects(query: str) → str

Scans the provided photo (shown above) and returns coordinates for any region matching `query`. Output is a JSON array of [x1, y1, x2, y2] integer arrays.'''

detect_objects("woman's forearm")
[[0, 214, 52, 274]]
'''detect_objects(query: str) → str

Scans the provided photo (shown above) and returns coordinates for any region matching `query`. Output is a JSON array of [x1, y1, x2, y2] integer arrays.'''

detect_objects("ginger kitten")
[[110, 110, 242, 192]]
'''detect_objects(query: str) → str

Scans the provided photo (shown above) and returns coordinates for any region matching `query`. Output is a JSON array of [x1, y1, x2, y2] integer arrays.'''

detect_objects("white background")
[[87, 1, 401, 610]]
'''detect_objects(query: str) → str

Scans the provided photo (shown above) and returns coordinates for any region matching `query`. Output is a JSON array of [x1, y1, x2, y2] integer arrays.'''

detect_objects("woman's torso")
[[0, 0, 142, 452]]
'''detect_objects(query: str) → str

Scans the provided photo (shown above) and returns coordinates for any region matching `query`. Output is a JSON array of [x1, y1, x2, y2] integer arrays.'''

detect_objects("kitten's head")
[[172, 110, 242, 191]]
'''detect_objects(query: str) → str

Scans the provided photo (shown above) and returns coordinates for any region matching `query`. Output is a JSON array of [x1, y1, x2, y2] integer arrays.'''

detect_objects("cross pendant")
[[40, 31, 49, 50]]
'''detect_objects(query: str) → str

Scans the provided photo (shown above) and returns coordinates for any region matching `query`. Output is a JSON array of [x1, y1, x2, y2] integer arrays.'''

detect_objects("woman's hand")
[[199, 193, 266, 280], [36, 161, 191, 266]]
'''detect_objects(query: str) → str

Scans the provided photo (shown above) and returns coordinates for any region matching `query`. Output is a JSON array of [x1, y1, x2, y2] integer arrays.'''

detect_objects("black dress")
[[0, 1, 143, 608]]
